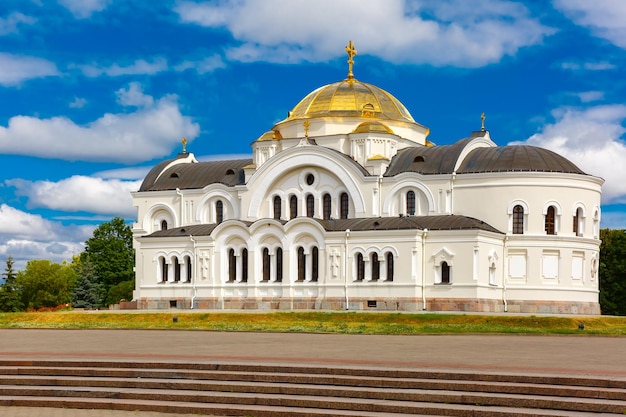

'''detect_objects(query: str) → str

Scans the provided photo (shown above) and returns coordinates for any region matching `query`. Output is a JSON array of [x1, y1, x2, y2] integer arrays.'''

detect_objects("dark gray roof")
[[142, 215, 501, 238], [384, 138, 473, 176], [139, 158, 252, 192]]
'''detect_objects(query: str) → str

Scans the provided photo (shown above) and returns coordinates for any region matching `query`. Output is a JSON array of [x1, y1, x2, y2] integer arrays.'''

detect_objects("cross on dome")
[[345, 40, 357, 80]]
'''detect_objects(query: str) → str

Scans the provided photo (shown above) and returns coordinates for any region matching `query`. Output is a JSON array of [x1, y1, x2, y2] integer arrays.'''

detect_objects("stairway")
[[0, 360, 624, 416]]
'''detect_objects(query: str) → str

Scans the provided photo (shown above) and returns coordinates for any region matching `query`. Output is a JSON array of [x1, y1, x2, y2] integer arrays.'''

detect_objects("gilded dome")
[[286, 79, 415, 124]]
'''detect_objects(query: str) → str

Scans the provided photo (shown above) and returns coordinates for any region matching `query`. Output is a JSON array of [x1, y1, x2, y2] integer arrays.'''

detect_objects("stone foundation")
[[137, 296, 600, 315]]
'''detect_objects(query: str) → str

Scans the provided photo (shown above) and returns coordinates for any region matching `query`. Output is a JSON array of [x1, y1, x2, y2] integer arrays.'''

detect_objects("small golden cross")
[[181, 137, 187, 153], [345, 40, 357, 79], [480, 113, 486, 132], [303, 120, 310, 138]]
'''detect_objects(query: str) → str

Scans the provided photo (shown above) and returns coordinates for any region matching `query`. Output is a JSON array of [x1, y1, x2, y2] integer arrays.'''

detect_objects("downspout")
[[378, 174, 383, 216], [502, 235, 508, 312], [344, 229, 350, 310], [422, 228, 428, 310], [176, 188, 184, 226], [190, 234, 198, 309]]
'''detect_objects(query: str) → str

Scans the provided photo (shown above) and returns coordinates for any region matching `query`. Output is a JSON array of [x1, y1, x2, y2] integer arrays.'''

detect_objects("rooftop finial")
[[345, 40, 357, 80], [303, 120, 310, 138], [181, 137, 188, 153], [480, 112, 486, 132]]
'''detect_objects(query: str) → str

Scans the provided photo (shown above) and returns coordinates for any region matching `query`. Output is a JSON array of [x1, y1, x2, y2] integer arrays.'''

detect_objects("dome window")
[[306, 173, 315, 185], [170, 172, 179, 178], [225, 169, 235, 175], [413, 156, 425, 163]]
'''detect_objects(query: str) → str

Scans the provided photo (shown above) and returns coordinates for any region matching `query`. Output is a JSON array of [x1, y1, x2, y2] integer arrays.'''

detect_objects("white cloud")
[[78, 58, 168, 77], [0, 84, 200, 163], [554, 0, 626, 49], [57, 0, 112, 19], [560, 61, 616, 71], [69, 97, 87, 108], [511, 104, 626, 203], [174, 54, 227, 74], [0, 53, 59, 86], [0, 12, 36, 35], [6, 176, 141, 217], [174, 0, 554, 68], [94, 166, 151, 180], [0, 204, 56, 240], [576, 91, 604, 103], [116, 82, 154, 107]]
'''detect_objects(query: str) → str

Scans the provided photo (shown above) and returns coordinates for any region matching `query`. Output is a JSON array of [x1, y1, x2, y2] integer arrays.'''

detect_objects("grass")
[[0, 310, 625, 335]]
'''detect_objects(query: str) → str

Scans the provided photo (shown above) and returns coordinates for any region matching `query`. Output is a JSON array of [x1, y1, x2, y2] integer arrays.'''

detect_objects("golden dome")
[[352, 121, 394, 134], [286, 78, 415, 124]]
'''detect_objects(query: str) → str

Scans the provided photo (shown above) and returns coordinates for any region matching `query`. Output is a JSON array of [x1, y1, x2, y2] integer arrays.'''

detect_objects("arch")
[[385, 251, 394, 281], [340, 192, 349, 219], [289, 195, 298, 219], [306, 194, 315, 217], [371, 252, 380, 281], [322, 193, 332, 220], [196, 188, 238, 223], [383, 180, 435, 216], [542, 200, 562, 216], [508, 200, 529, 235], [453, 136, 497, 172], [273, 195, 282, 220], [143, 204, 177, 233]]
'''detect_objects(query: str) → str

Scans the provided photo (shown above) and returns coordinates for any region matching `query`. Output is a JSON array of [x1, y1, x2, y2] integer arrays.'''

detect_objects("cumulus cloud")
[[0, 12, 36, 35], [0, 204, 56, 241], [0, 53, 60, 86], [554, 0, 626, 49], [560, 61, 616, 71], [575, 91, 604, 103], [510, 104, 626, 203], [0, 83, 200, 163], [77, 58, 168, 77], [116, 82, 154, 107], [174, 0, 554, 68], [6, 176, 141, 218], [174, 54, 227, 74], [69, 97, 87, 108], [57, 0, 112, 19]]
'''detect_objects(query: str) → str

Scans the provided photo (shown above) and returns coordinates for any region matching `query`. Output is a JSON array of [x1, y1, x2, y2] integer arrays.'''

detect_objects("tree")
[[16, 260, 76, 310], [599, 228, 626, 315], [0, 256, 24, 312], [72, 257, 103, 309], [80, 217, 134, 305]]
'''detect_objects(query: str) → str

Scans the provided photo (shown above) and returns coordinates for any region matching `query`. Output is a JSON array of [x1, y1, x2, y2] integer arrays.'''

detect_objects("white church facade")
[[132, 43, 603, 314]]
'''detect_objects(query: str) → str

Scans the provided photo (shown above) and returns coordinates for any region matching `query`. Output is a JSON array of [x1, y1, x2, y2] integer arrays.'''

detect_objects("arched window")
[[306, 194, 314, 218], [441, 261, 450, 284], [273, 196, 281, 220], [323, 193, 331, 220], [185, 256, 192, 282], [276, 248, 283, 282], [216, 200, 224, 224], [228, 249, 236, 282], [241, 249, 248, 282], [573, 207, 583, 237], [386, 252, 394, 281], [160, 257, 168, 282], [312, 246, 319, 282], [545, 206, 556, 235], [262, 248, 270, 281], [356, 253, 365, 281], [297, 247, 305, 281], [340, 192, 349, 219], [371, 253, 379, 281], [512, 205, 524, 234], [174, 258, 181, 282], [407, 191, 416, 216], [290, 195, 298, 219], [160, 220, 168, 231]]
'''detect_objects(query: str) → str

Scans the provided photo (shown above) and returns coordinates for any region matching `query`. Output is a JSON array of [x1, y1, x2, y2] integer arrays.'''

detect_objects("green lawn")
[[1, 311, 625, 335]]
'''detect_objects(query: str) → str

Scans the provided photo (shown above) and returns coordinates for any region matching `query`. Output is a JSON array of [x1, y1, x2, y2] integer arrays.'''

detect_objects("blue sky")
[[1, 0, 626, 270]]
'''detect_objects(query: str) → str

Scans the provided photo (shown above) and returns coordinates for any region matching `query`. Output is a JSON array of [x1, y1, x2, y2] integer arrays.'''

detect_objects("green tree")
[[80, 217, 134, 306], [599, 228, 626, 315], [0, 256, 24, 312], [16, 260, 76, 310], [105, 279, 134, 306], [71, 256, 103, 309]]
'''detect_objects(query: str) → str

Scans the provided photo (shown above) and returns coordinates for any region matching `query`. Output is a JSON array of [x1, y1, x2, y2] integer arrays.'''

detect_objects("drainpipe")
[[378, 174, 383, 216], [344, 229, 350, 310], [176, 188, 184, 226], [502, 235, 508, 312], [422, 228, 428, 310], [190, 234, 198, 309]]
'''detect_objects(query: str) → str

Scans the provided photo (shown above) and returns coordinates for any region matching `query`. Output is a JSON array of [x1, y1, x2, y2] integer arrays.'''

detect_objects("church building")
[[132, 42, 603, 314]]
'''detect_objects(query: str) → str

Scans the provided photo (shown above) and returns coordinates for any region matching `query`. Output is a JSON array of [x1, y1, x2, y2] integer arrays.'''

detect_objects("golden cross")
[[303, 120, 310, 137], [345, 40, 357, 79], [480, 113, 486, 132], [181, 137, 187, 153]]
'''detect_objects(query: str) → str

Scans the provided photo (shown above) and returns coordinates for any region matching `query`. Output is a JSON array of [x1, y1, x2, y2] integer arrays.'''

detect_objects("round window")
[[306, 173, 315, 185]]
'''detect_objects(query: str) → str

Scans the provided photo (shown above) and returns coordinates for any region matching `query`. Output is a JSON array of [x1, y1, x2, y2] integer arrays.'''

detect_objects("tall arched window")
[[573, 207, 583, 237], [216, 200, 224, 224], [441, 261, 450, 284], [386, 252, 394, 281], [512, 205, 524, 234], [160, 220, 168, 231], [241, 249, 248, 282], [276, 248, 283, 282], [185, 256, 192, 282], [371, 253, 379, 281], [356, 253, 365, 281], [228, 249, 236, 282], [174, 258, 181, 282], [160, 257, 168, 282], [340, 192, 349, 219], [290, 195, 298, 219], [262, 248, 270, 281], [312, 246, 319, 282], [297, 247, 306, 281], [273, 196, 281, 220], [545, 206, 556, 235], [323, 193, 331, 220], [407, 191, 416, 216], [306, 194, 314, 218]]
